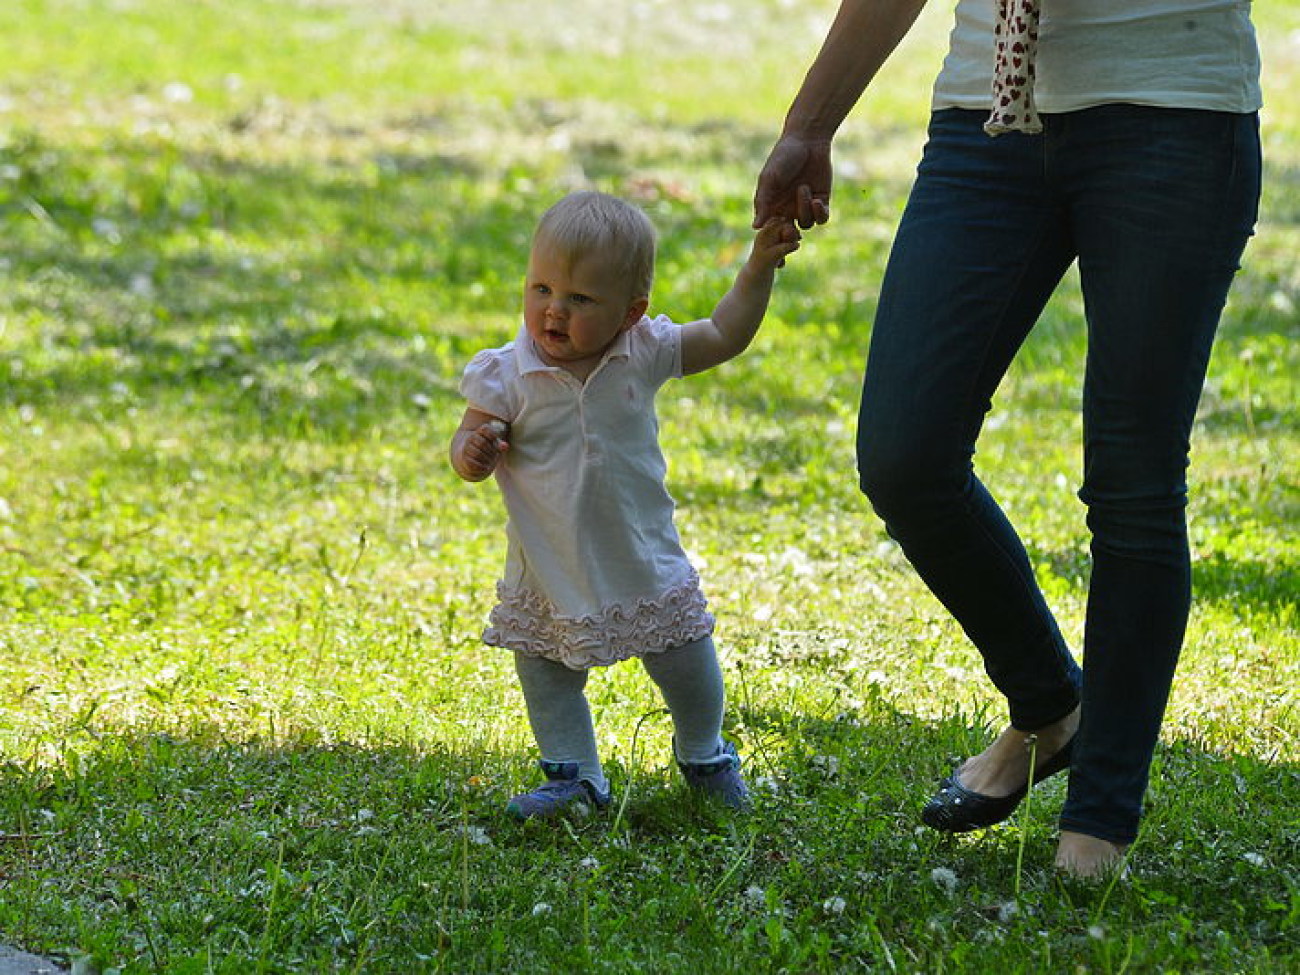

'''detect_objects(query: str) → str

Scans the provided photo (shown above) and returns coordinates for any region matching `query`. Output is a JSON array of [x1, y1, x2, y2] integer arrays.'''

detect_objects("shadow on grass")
[[1192, 551, 1300, 614], [1, 702, 1296, 971], [0, 122, 915, 434], [1027, 537, 1298, 618], [5, 129, 1294, 447]]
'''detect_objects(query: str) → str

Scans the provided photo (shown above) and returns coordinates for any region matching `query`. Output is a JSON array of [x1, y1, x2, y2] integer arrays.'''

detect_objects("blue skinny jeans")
[[857, 106, 1261, 844]]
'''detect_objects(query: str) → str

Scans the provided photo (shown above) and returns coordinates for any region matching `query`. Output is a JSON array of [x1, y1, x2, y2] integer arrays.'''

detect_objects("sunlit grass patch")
[[1, 1, 1297, 972]]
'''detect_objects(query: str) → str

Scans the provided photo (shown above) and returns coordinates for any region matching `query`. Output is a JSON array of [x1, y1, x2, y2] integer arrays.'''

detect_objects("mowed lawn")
[[0, 2, 1296, 972]]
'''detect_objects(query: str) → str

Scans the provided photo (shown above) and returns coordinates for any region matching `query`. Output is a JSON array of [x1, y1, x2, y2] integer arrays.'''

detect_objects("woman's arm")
[[753, 0, 930, 228]]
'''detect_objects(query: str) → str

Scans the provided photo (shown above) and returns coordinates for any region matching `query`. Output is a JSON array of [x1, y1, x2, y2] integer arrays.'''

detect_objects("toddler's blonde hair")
[[533, 191, 657, 299]]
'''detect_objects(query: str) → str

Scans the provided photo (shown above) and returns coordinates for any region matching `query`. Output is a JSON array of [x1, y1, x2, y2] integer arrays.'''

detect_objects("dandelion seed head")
[[930, 866, 959, 894]]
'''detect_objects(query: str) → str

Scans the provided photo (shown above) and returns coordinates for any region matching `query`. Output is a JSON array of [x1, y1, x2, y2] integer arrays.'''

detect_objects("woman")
[[754, 0, 1261, 878]]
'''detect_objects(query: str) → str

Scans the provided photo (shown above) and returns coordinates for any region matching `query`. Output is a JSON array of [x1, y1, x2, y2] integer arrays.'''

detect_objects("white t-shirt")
[[932, 0, 1262, 114], [459, 314, 714, 669]]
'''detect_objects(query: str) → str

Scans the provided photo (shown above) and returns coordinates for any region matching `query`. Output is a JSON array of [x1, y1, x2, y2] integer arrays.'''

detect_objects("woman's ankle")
[[958, 705, 1079, 796], [1027, 704, 1080, 752]]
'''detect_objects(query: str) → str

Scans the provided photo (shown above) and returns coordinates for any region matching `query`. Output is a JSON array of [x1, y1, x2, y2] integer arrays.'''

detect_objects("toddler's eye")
[[571, 293, 593, 305]]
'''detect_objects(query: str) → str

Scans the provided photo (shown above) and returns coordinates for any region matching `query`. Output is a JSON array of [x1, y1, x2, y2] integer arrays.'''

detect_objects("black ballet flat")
[[921, 736, 1075, 833]]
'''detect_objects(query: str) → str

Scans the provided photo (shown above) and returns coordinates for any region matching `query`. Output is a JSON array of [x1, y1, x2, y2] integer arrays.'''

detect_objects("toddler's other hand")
[[460, 420, 510, 480]]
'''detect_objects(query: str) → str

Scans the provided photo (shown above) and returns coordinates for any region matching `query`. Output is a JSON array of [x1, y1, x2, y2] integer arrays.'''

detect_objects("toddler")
[[450, 190, 800, 819]]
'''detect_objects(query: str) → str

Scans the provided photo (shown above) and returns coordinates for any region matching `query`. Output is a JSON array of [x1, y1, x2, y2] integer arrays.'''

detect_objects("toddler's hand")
[[751, 217, 803, 270], [458, 419, 510, 480]]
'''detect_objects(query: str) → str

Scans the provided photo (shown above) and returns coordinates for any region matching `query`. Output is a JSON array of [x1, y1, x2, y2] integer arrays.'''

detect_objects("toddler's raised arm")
[[681, 218, 801, 376]]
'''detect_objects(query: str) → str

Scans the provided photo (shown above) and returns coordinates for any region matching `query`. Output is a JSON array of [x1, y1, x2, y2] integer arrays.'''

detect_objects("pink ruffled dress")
[[459, 314, 714, 670]]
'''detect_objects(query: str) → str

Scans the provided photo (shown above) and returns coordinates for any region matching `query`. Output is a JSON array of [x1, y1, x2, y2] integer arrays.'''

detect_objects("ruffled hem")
[[484, 574, 715, 669]]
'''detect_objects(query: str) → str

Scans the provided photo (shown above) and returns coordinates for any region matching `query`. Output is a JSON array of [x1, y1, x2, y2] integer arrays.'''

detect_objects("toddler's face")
[[523, 244, 645, 374]]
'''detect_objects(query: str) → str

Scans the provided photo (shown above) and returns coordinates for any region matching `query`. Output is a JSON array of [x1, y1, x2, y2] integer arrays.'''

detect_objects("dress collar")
[[513, 321, 636, 376]]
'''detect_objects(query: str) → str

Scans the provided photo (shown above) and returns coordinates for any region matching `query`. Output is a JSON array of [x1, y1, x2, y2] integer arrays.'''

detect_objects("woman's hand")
[[753, 135, 833, 230]]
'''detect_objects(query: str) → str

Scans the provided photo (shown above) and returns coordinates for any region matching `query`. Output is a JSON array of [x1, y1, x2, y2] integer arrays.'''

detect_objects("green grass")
[[1, 1, 1297, 972]]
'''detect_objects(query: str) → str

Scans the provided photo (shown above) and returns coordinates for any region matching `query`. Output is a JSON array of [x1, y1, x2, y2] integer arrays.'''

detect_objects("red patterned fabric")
[[986, 0, 1041, 136]]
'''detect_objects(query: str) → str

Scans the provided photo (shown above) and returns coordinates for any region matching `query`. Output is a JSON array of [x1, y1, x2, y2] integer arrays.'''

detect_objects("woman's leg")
[[858, 110, 1082, 740], [1055, 107, 1261, 849], [641, 636, 726, 764], [513, 650, 608, 794]]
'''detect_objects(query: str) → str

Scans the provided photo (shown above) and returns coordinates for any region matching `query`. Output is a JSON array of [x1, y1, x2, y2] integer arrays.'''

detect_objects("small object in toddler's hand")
[[486, 420, 510, 447]]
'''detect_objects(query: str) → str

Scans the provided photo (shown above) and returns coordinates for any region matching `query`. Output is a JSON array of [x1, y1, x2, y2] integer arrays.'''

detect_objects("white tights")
[[513, 636, 727, 793]]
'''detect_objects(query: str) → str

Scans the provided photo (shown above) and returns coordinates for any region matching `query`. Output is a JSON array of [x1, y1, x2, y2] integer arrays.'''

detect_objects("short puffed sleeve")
[[458, 345, 520, 421], [628, 314, 684, 386]]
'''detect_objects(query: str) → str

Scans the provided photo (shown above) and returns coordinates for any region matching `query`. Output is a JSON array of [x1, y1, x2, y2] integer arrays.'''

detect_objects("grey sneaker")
[[506, 760, 612, 821], [677, 739, 751, 811]]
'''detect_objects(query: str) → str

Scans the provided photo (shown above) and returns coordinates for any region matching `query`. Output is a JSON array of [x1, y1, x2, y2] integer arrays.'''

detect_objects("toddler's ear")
[[622, 296, 650, 330]]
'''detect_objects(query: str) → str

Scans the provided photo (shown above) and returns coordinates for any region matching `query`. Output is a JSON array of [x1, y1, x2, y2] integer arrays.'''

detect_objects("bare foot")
[[1055, 831, 1128, 880], [956, 705, 1080, 797]]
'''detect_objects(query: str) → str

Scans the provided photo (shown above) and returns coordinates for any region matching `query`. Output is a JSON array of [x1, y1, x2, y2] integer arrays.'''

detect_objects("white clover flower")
[[810, 755, 840, 779], [1242, 852, 1267, 867], [744, 885, 766, 906], [578, 856, 600, 871], [822, 896, 846, 916], [1088, 925, 1106, 940], [162, 81, 194, 103], [92, 217, 121, 242], [532, 902, 552, 916], [997, 900, 1019, 923]]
